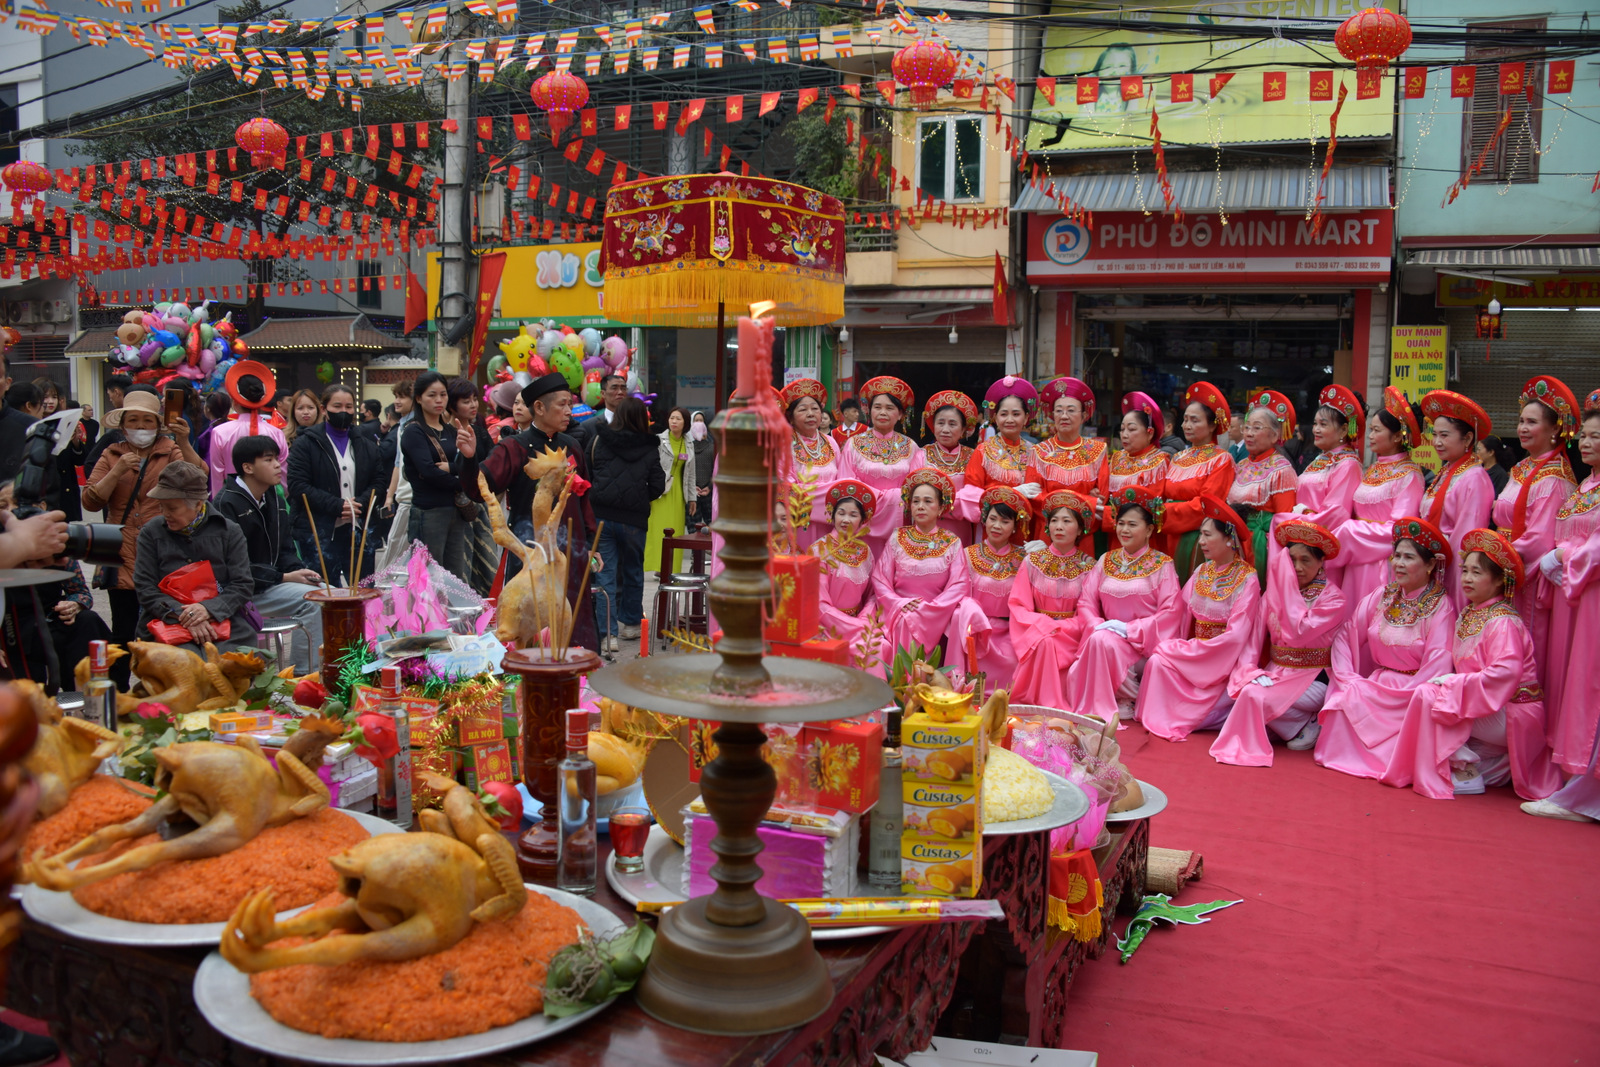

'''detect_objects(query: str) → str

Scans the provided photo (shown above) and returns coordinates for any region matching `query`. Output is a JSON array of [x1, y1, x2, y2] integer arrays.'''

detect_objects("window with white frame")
[[917, 116, 982, 202]]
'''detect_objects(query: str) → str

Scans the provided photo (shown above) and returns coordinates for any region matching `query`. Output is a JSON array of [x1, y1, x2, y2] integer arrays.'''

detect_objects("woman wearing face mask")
[[1100, 392, 1170, 529], [871, 469, 968, 658], [1026, 376, 1108, 502], [1138, 497, 1263, 741], [1212, 519, 1347, 766], [690, 411, 714, 533], [782, 380, 840, 551], [1160, 381, 1238, 583], [1492, 376, 1579, 684], [811, 481, 885, 672], [1527, 398, 1600, 821], [837, 377, 924, 555], [1228, 390, 1300, 588], [1418, 390, 1495, 610], [288, 384, 383, 586], [646, 407, 698, 572], [1332, 388, 1425, 610], [285, 388, 323, 447], [1008, 491, 1096, 707], [1315, 518, 1457, 781], [82, 389, 205, 685], [920, 390, 979, 545], [956, 377, 1039, 524], [945, 486, 1027, 690], [1064, 485, 1182, 722], [1386, 528, 1561, 800]]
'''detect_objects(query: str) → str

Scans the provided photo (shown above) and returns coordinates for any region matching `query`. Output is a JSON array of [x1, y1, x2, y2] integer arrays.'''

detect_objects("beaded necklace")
[[896, 526, 957, 560], [792, 431, 834, 467], [852, 431, 913, 466], [967, 541, 1021, 581], [1103, 547, 1170, 581], [923, 442, 972, 475], [1192, 558, 1253, 601], [1456, 597, 1518, 639], [1380, 580, 1447, 627]]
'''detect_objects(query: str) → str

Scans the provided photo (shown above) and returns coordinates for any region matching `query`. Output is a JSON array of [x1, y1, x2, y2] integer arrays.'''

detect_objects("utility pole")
[[435, 8, 474, 375]]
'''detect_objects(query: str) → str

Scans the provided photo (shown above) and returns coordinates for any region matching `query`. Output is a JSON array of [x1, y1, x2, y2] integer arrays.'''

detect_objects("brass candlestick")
[[590, 355, 891, 1035]]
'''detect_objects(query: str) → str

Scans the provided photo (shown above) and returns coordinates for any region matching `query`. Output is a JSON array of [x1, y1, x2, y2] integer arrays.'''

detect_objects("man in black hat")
[[457, 372, 600, 652]]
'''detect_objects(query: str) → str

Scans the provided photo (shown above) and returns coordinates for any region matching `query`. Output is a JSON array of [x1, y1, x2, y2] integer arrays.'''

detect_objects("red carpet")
[[1062, 724, 1600, 1067]]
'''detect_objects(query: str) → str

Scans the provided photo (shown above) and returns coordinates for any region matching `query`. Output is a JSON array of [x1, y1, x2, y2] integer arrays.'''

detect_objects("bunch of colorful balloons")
[[487, 322, 645, 410], [106, 301, 247, 391]]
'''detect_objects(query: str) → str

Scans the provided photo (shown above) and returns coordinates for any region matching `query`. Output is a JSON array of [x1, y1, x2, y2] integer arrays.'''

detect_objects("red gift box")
[[462, 739, 513, 791], [770, 636, 849, 666], [802, 718, 883, 813], [764, 554, 820, 644]]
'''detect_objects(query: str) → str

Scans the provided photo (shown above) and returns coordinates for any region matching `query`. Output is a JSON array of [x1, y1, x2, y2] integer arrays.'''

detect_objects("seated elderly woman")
[[132, 461, 257, 653]]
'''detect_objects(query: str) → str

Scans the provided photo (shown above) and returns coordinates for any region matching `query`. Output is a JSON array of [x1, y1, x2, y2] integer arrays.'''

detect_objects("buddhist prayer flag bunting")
[[831, 27, 853, 57], [769, 38, 789, 62], [673, 45, 690, 68], [693, 6, 715, 32]]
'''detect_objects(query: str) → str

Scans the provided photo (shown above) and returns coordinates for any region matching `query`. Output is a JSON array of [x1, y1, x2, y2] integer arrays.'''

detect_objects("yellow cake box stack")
[[899, 690, 988, 898]]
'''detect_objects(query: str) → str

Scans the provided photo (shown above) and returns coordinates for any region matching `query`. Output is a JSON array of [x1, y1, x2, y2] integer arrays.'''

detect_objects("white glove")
[[1023, 540, 1047, 555], [1094, 619, 1129, 638], [1428, 675, 1453, 685], [1251, 675, 1275, 687], [1291, 503, 1312, 515], [1539, 548, 1564, 586], [1016, 482, 1043, 500]]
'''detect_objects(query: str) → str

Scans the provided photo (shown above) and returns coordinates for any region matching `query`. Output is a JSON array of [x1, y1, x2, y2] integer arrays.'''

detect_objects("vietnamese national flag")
[[1499, 62, 1524, 94], [466, 252, 506, 376], [1404, 67, 1428, 98], [1548, 59, 1575, 94], [1075, 77, 1098, 104], [1451, 66, 1476, 97], [992, 252, 1011, 327], [1263, 71, 1286, 100], [760, 91, 781, 116], [726, 94, 744, 122], [1309, 70, 1333, 101], [614, 105, 632, 130], [1170, 73, 1193, 102], [1356, 68, 1383, 100]]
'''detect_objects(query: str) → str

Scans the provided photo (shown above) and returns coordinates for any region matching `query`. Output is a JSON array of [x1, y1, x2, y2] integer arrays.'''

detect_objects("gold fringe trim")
[[606, 270, 843, 328], [1046, 880, 1106, 942]]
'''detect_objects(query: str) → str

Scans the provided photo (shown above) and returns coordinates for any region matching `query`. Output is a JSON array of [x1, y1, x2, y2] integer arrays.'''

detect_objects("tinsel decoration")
[[333, 639, 381, 710], [413, 673, 507, 813]]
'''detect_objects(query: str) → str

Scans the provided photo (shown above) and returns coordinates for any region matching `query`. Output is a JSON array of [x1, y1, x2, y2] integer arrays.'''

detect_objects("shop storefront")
[[843, 288, 1020, 412], [1025, 201, 1393, 426]]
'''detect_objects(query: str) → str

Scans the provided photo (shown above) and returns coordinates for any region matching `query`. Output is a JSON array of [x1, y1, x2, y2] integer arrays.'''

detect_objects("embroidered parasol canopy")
[[601, 173, 846, 328]]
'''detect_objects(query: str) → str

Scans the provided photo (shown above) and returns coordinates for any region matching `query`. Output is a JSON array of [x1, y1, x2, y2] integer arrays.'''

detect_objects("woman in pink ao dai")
[[871, 468, 968, 659], [810, 480, 884, 672], [946, 486, 1029, 691], [1008, 491, 1098, 710]]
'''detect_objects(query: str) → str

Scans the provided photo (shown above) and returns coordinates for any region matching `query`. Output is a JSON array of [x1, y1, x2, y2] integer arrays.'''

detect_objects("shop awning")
[[1408, 247, 1600, 268], [846, 288, 993, 305], [1013, 165, 1391, 214], [237, 314, 410, 353]]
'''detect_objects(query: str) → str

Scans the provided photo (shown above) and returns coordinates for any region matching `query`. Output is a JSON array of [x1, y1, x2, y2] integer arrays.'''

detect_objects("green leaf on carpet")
[[1117, 893, 1242, 963]]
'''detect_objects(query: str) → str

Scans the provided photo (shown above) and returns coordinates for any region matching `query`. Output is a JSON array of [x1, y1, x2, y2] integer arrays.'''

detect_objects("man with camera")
[[213, 436, 323, 671]]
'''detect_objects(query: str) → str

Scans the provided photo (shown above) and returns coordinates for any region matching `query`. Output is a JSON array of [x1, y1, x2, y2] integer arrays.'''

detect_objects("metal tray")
[[21, 809, 403, 947], [1106, 780, 1168, 822], [980, 769, 1092, 836], [192, 885, 624, 1065]]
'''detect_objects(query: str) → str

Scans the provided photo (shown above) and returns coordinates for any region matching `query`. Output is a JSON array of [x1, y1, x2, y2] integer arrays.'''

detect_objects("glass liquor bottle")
[[867, 709, 903, 892], [556, 708, 597, 895], [374, 665, 413, 829], [86, 640, 119, 776]]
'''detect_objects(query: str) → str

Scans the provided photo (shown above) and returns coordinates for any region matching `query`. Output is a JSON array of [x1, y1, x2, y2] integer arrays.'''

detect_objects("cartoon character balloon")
[[550, 344, 583, 391], [581, 369, 604, 408], [600, 335, 630, 372]]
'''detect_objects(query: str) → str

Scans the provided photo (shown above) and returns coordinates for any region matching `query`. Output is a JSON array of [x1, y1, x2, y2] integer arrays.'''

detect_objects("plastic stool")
[[257, 620, 306, 672]]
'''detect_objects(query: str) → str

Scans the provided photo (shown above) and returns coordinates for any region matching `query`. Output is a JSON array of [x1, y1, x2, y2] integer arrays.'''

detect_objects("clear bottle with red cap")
[[374, 665, 413, 829], [555, 708, 596, 895], [86, 640, 119, 776]]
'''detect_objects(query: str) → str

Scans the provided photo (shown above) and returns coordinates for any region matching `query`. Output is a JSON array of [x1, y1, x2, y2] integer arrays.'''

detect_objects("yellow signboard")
[[426, 243, 631, 329], [1027, 0, 1394, 152], [1437, 272, 1600, 308], [1390, 325, 1448, 471]]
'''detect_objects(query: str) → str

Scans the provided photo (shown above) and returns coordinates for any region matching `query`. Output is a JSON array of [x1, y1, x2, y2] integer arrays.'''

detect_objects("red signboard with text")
[[1027, 210, 1392, 287]]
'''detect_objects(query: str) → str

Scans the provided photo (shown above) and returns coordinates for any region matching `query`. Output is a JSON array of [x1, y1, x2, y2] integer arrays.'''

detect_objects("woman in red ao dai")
[[958, 377, 1040, 523], [1099, 392, 1170, 529], [1008, 491, 1098, 709], [1315, 518, 1458, 781], [1138, 497, 1263, 741], [870, 468, 968, 659], [1211, 519, 1348, 766], [1063, 485, 1182, 722], [945, 486, 1028, 692], [1385, 529, 1561, 799]]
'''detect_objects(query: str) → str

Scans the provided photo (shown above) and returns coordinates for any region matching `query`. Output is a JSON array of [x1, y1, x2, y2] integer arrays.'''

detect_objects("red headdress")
[[984, 375, 1039, 416], [224, 359, 278, 435], [1420, 390, 1492, 441], [1040, 376, 1095, 420], [901, 467, 955, 515], [1105, 483, 1164, 533], [1183, 380, 1230, 434], [1392, 516, 1452, 567], [1247, 389, 1298, 439], [1037, 489, 1096, 538], [1318, 384, 1364, 443], [1520, 375, 1580, 440], [1381, 386, 1421, 449], [859, 375, 915, 413], [780, 378, 828, 412], [923, 389, 979, 434], [1462, 527, 1524, 597], [1274, 517, 1341, 561], [1199, 494, 1254, 567], [826, 479, 877, 523], [978, 485, 1031, 543]]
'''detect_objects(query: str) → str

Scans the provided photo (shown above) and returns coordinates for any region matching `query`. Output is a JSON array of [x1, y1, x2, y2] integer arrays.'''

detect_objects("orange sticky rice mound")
[[70, 808, 369, 924], [249, 890, 588, 1042], [24, 776, 153, 861]]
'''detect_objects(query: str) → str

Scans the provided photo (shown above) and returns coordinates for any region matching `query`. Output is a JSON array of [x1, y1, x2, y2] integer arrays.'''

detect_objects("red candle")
[[736, 314, 771, 398], [639, 617, 649, 658]]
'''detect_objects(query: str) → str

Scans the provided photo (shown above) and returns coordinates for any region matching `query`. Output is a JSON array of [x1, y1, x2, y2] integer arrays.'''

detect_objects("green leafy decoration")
[[1117, 893, 1242, 963]]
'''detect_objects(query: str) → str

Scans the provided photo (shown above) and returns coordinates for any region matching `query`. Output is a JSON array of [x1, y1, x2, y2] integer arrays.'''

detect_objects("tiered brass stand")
[[590, 396, 891, 1036]]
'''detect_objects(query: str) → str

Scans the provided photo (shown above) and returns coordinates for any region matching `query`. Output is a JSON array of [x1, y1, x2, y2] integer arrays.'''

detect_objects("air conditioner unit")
[[10, 301, 38, 325], [41, 300, 71, 323]]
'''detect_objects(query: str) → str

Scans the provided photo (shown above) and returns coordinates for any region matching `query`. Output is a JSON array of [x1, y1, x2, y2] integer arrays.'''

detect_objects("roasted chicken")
[[73, 642, 265, 717], [219, 778, 526, 971], [480, 452, 575, 649]]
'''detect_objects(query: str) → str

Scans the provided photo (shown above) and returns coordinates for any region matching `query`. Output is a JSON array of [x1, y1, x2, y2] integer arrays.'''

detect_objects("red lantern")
[[531, 70, 589, 141], [235, 116, 289, 169], [893, 40, 958, 110], [1, 160, 52, 200], [1335, 7, 1412, 71]]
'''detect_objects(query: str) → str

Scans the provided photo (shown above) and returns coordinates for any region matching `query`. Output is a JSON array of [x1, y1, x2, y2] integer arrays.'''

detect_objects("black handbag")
[[425, 427, 479, 522]]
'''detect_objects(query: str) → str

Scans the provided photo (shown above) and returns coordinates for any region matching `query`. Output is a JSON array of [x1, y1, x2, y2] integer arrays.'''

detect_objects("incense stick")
[[353, 489, 377, 586], [301, 494, 332, 592], [559, 521, 603, 656]]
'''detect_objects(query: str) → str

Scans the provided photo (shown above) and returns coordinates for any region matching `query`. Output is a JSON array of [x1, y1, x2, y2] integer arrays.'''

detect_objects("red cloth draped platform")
[[1063, 724, 1600, 1066]]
